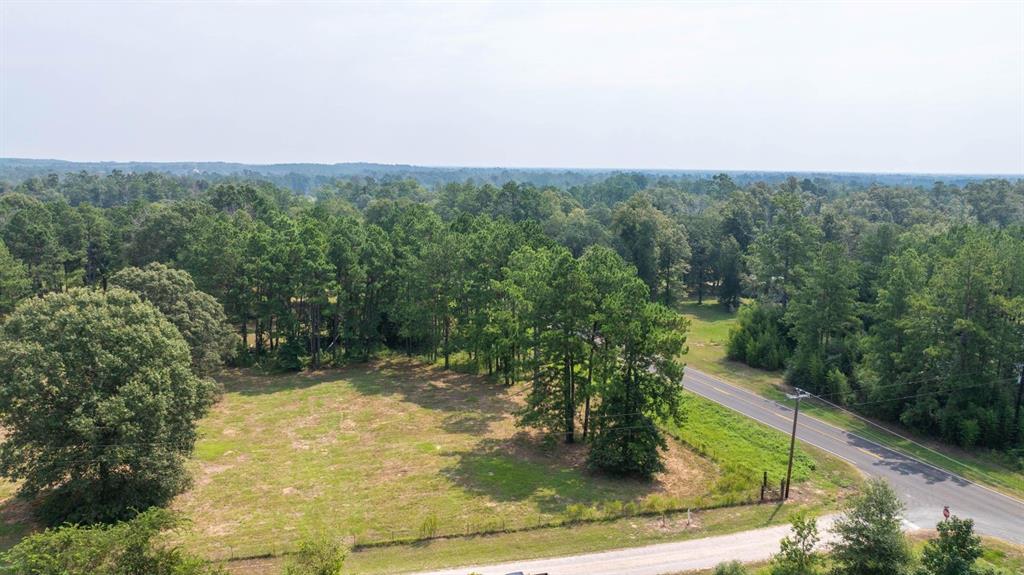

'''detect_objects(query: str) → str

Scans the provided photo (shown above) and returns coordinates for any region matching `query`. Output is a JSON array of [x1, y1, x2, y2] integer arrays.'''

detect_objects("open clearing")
[[679, 299, 1024, 501], [172, 357, 856, 564], [179, 359, 711, 559]]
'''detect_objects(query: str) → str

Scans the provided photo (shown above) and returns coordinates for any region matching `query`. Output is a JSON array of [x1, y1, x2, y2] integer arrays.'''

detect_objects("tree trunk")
[[268, 315, 275, 352], [583, 345, 593, 440], [533, 324, 541, 387], [443, 315, 450, 370], [255, 319, 264, 356], [564, 349, 574, 444], [310, 302, 321, 369], [696, 267, 704, 304]]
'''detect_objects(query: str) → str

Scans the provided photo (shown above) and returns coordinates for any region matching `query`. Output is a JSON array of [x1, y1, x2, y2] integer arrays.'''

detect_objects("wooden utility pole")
[[784, 388, 810, 499]]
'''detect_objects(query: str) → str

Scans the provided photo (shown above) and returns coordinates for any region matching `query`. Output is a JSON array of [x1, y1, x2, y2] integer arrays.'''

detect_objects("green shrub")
[[727, 302, 791, 370], [831, 478, 911, 575], [282, 536, 347, 575], [770, 514, 820, 575], [713, 560, 750, 575], [601, 500, 625, 518], [0, 508, 224, 575], [824, 367, 852, 404], [587, 408, 667, 479], [563, 503, 588, 523], [640, 494, 680, 515], [417, 514, 439, 539], [916, 516, 984, 575], [276, 334, 308, 371]]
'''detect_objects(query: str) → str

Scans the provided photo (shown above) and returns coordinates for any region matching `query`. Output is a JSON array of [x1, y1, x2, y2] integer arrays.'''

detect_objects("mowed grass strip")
[[175, 359, 718, 560], [669, 393, 827, 498], [224, 500, 830, 575]]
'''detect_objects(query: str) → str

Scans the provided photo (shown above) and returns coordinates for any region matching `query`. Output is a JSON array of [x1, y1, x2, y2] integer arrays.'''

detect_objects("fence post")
[[761, 471, 767, 501], [780, 479, 786, 501]]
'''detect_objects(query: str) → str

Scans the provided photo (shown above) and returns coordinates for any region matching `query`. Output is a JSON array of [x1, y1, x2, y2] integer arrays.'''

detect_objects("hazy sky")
[[1, 1, 1022, 173]]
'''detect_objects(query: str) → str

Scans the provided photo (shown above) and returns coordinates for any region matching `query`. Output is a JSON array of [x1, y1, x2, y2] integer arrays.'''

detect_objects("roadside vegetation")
[[681, 299, 1024, 500], [696, 536, 1023, 575], [701, 479, 1023, 575], [343, 502, 828, 575]]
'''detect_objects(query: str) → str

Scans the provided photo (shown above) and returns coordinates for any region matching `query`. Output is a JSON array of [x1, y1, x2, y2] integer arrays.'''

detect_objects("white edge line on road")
[[803, 390, 1024, 503], [684, 368, 1024, 508]]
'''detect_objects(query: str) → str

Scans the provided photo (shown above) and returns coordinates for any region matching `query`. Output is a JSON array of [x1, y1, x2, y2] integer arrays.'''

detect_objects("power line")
[[808, 368, 1014, 401], [810, 376, 1019, 409]]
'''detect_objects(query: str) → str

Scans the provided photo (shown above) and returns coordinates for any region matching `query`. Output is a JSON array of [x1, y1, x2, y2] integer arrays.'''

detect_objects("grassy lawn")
[[974, 536, 1024, 573], [174, 357, 857, 564], [225, 501, 827, 575], [179, 359, 714, 560], [178, 359, 703, 559], [678, 299, 1024, 501], [667, 394, 856, 507]]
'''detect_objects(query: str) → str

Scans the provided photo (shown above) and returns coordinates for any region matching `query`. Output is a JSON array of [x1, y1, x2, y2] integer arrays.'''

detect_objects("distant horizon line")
[[2, 157, 1022, 178]]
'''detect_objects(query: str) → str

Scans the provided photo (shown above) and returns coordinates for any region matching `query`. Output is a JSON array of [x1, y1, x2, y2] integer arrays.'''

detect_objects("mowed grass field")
[[179, 359, 711, 559], [173, 357, 857, 563], [678, 299, 1024, 501]]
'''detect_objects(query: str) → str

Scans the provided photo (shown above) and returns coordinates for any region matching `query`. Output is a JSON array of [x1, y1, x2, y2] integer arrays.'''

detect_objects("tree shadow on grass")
[[217, 368, 341, 396], [440, 412, 506, 435], [346, 359, 519, 416], [0, 496, 35, 551], [441, 437, 659, 515], [218, 359, 518, 437], [678, 300, 736, 324]]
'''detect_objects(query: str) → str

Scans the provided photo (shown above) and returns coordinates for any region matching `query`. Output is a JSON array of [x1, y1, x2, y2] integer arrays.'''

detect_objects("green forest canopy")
[[1, 169, 1022, 454]]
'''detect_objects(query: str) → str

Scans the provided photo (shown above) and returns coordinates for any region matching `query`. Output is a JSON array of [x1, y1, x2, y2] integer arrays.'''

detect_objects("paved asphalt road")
[[683, 367, 1024, 544]]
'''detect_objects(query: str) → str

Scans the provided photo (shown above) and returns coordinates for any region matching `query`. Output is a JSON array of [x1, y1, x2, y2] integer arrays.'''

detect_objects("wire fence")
[[207, 476, 790, 565]]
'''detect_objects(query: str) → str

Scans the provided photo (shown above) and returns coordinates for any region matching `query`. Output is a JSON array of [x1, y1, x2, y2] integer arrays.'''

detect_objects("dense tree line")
[[2, 171, 1022, 467], [723, 182, 1024, 449]]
